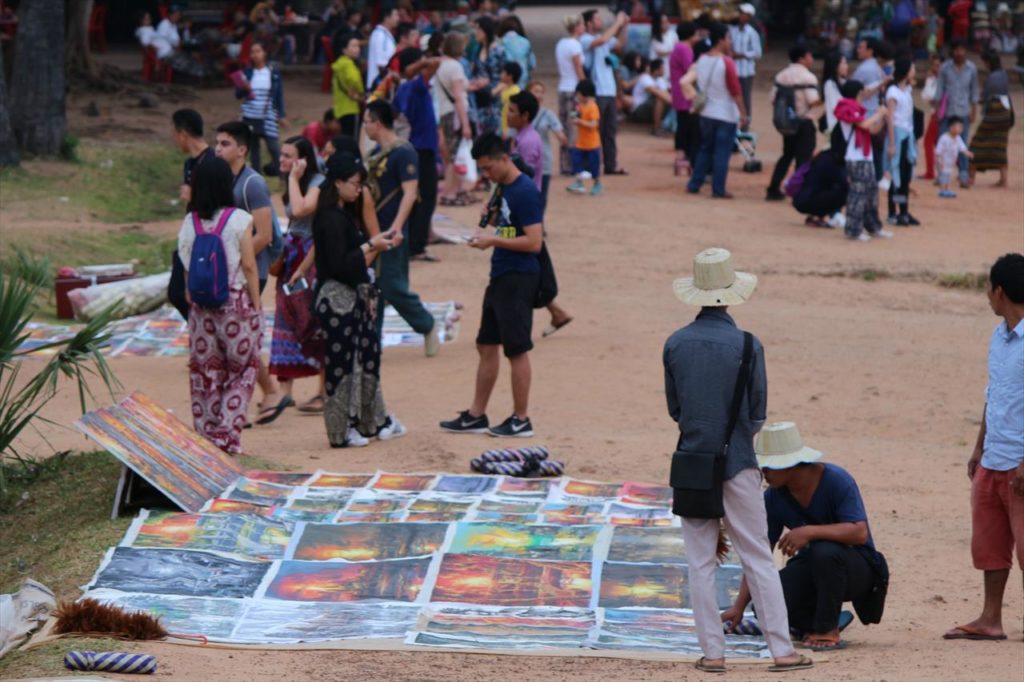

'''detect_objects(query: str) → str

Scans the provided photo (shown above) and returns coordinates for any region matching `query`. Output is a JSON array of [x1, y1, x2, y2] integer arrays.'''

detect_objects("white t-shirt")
[[886, 83, 914, 132], [823, 79, 843, 132], [935, 132, 968, 168], [840, 121, 872, 162], [366, 24, 396, 89], [433, 57, 467, 118], [649, 30, 678, 60], [631, 73, 656, 111], [156, 18, 180, 50], [177, 208, 253, 288], [555, 37, 583, 93]]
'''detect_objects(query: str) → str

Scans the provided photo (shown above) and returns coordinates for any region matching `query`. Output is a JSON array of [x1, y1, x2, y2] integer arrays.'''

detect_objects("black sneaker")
[[440, 410, 489, 434], [905, 213, 921, 226], [896, 214, 910, 227], [765, 189, 785, 202], [488, 415, 534, 438]]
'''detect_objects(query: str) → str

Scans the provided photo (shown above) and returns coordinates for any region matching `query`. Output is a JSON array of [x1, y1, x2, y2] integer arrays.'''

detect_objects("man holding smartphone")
[[439, 133, 543, 438]]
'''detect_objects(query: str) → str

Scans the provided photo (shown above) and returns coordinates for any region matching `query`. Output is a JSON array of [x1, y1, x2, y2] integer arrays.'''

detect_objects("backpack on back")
[[772, 82, 815, 136], [187, 208, 235, 309]]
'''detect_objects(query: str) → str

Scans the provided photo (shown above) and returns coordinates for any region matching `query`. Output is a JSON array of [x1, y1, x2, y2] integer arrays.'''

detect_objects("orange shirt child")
[[574, 99, 600, 151]]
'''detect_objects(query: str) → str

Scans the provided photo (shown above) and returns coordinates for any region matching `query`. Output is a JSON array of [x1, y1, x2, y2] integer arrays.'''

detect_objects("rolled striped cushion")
[[64, 650, 157, 674]]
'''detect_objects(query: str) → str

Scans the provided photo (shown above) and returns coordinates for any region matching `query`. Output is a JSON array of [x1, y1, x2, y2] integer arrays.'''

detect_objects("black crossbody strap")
[[722, 331, 754, 456]]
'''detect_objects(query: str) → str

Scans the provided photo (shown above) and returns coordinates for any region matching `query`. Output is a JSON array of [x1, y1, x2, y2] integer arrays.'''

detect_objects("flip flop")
[[694, 657, 726, 674], [768, 654, 814, 673], [803, 634, 848, 652], [296, 396, 325, 414], [838, 610, 855, 632], [943, 625, 1008, 641], [255, 396, 291, 425], [542, 317, 574, 338]]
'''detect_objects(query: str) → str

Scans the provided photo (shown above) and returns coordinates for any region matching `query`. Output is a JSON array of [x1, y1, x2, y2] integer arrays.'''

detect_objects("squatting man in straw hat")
[[663, 248, 811, 673], [720, 422, 889, 652]]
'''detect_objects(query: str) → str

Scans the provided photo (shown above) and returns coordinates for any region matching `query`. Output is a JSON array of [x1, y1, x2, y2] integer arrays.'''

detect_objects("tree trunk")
[[0, 44, 19, 166], [66, 0, 99, 81], [9, 0, 66, 157]]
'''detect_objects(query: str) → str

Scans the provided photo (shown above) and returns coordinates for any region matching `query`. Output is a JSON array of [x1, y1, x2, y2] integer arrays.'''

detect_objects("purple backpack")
[[187, 208, 234, 309], [784, 162, 812, 198]]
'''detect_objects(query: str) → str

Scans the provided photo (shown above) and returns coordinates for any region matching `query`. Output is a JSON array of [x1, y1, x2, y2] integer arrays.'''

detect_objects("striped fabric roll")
[[535, 460, 564, 477], [65, 650, 157, 674]]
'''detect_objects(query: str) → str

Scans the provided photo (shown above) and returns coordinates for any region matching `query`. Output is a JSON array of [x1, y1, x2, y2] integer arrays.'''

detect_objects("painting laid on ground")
[[74, 397, 767, 660]]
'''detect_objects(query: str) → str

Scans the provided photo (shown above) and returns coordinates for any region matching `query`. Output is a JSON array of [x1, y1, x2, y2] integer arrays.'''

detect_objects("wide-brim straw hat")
[[755, 422, 824, 470], [673, 248, 757, 307]]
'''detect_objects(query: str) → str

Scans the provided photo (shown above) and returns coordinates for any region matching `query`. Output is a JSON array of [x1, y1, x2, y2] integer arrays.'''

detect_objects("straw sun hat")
[[755, 422, 824, 470], [673, 248, 757, 307]]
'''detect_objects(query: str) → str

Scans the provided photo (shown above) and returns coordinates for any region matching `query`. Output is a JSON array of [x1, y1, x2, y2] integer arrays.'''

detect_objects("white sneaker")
[[827, 212, 845, 230], [378, 416, 407, 440], [424, 325, 441, 358], [848, 233, 872, 242], [873, 229, 894, 239], [345, 427, 369, 447]]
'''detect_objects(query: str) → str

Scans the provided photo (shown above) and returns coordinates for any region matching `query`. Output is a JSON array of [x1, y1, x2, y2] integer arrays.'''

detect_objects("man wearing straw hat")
[[721, 421, 885, 652], [663, 248, 811, 673]]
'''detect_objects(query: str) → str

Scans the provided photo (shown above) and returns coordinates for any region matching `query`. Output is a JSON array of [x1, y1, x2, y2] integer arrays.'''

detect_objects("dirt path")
[[8, 11, 1024, 680]]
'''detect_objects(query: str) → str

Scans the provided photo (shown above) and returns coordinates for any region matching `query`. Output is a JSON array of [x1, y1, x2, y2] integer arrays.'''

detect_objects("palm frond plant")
[[0, 269, 120, 501]]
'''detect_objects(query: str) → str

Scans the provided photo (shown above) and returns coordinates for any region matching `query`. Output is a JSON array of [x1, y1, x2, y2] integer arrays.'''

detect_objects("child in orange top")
[[567, 79, 602, 196]]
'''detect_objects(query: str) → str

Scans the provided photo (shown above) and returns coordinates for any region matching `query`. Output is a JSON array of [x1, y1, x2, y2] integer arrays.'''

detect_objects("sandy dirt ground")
[[4, 7, 1024, 680]]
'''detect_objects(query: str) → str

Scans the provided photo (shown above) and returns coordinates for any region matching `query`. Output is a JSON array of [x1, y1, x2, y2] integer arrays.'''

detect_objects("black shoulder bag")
[[670, 331, 753, 519], [777, 490, 890, 626]]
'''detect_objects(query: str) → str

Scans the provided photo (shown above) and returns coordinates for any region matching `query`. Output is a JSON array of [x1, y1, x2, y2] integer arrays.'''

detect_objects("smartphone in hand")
[[283, 278, 309, 296]]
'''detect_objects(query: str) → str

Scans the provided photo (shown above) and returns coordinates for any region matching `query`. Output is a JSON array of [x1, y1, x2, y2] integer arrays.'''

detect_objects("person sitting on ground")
[[792, 148, 848, 229], [629, 57, 673, 136], [721, 421, 887, 652], [616, 51, 644, 113], [302, 109, 342, 158]]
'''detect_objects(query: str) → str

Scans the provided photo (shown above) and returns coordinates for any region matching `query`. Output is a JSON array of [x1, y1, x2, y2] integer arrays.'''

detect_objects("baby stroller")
[[735, 129, 763, 173]]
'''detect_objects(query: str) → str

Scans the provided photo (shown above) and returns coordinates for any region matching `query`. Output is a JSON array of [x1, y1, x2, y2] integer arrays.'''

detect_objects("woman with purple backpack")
[[177, 157, 263, 455]]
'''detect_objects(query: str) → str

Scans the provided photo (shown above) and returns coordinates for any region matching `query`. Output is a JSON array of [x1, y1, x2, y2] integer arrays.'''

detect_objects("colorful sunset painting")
[[292, 522, 448, 562], [431, 554, 593, 607], [266, 558, 431, 602], [448, 523, 601, 561]]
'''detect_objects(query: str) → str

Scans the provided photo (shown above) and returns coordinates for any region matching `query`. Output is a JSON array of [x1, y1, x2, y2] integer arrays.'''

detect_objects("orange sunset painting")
[[266, 558, 431, 602], [293, 523, 447, 562], [431, 554, 593, 607], [598, 562, 688, 609]]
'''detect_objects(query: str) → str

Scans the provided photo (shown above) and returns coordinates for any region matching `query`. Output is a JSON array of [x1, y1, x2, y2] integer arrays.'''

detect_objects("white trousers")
[[680, 468, 796, 660]]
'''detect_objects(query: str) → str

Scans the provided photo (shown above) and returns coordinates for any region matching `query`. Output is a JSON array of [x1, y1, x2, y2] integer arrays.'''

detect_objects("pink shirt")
[[514, 123, 544, 192], [669, 41, 694, 111]]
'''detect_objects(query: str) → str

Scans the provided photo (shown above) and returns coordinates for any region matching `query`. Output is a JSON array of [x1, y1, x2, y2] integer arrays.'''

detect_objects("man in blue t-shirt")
[[393, 48, 441, 262], [364, 99, 440, 356], [439, 133, 542, 438], [720, 422, 883, 651]]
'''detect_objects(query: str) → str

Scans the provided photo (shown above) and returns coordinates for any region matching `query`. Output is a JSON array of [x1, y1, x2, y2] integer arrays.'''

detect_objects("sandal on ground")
[[255, 396, 291, 425], [768, 655, 814, 673], [458, 190, 482, 204], [802, 634, 848, 651], [542, 317, 574, 338], [943, 625, 1008, 641], [694, 657, 726, 674], [439, 195, 470, 207], [297, 395, 325, 413]]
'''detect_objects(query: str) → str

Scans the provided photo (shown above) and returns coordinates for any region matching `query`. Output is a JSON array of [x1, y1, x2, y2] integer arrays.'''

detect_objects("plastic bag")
[[454, 139, 478, 184], [67, 272, 171, 322]]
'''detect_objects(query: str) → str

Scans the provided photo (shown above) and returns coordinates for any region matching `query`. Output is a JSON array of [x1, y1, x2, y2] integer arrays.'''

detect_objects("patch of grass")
[[7, 226, 178, 277], [0, 451, 131, 597], [937, 272, 988, 291], [0, 139, 182, 223], [0, 636, 131, 679], [858, 268, 889, 282]]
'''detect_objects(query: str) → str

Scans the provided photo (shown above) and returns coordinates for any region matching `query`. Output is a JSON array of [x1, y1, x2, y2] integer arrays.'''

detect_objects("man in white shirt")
[[729, 4, 762, 120], [155, 8, 182, 58], [766, 46, 822, 201], [367, 6, 399, 89], [629, 58, 673, 136], [580, 9, 630, 175]]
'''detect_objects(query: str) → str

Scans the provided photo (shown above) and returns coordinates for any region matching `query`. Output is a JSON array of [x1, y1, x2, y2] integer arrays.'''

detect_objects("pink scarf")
[[833, 98, 873, 158]]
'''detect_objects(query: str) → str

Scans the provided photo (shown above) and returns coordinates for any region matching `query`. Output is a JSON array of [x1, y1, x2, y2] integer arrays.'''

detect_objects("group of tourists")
[[666, 248, 1023, 669]]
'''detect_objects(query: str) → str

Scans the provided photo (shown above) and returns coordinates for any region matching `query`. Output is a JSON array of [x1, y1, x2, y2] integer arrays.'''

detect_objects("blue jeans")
[[939, 116, 970, 184], [687, 117, 736, 197], [375, 240, 435, 340]]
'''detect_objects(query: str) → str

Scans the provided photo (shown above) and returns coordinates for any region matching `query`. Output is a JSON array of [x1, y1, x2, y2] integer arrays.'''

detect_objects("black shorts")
[[476, 272, 539, 358]]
